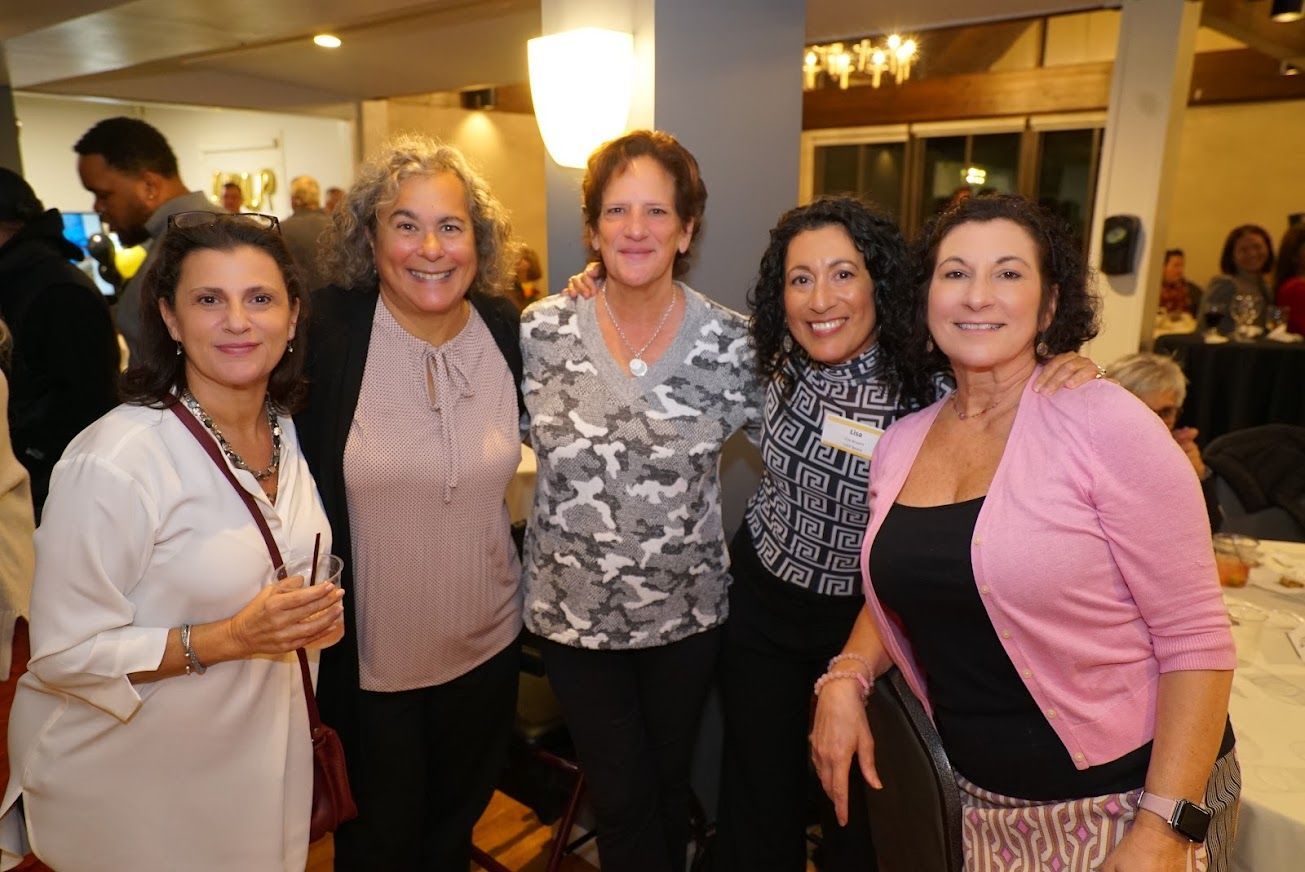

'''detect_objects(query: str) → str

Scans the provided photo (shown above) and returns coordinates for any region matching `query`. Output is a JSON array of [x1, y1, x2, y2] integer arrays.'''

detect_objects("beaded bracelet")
[[813, 670, 871, 701], [828, 652, 876, 676]]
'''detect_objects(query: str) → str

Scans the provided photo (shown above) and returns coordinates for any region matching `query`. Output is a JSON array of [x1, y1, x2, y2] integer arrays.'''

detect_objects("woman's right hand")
[[810, 678, 882, 825], [563, 263, 603, 299], [228, 576, 345, 657]]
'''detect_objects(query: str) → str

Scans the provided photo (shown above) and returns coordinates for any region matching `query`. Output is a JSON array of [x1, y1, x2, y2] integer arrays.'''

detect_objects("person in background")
[[0, 318, 34, 682], [1199, 224, 1274, 333], [812, 194, 1237, 872], [1106, 352, 1221, 531], [522, 130, 760, 872], [325, 186, 345, 215], [1158, 248, 1202, 317], [508, 244, 543, 310], [298, 134, 524, 870], [1274, 224, 1305, 335], [75, 116, 220, 362], [0, 214, 343, 871], [0, 168, 119, 520], [281, 175, 332, 292], [221, 181, 244, 214]]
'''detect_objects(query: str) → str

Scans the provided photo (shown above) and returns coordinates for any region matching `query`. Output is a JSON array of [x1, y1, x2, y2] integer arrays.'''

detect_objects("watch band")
[[1138, 791, 1212, 843]]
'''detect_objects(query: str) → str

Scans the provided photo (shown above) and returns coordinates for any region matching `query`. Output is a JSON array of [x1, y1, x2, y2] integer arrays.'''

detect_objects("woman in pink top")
[[811, 195, 1237, 872]]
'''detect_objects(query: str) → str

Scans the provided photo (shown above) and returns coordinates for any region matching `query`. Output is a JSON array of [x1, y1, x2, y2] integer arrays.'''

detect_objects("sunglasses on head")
[[168, 211, 281, 232]]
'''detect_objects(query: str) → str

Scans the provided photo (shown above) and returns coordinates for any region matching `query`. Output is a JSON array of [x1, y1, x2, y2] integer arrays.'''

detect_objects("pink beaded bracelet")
[[828, 652, 876, 675], [813, 670, 872, 701]]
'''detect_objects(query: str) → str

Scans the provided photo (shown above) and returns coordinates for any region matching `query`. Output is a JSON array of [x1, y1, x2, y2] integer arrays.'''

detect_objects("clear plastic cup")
[[1227, 600, 1269, 664], [1214, 534, 1250, 587], [276, 553, 344, 588]]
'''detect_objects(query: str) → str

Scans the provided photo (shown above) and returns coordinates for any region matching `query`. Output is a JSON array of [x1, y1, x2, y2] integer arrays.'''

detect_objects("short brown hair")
[[581, 130, 707, 278]]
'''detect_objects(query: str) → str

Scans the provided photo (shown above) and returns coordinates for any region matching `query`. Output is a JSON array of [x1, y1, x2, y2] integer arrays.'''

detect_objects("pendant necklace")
[[181, 390, 282, 489], [601, 284, 678, 377]]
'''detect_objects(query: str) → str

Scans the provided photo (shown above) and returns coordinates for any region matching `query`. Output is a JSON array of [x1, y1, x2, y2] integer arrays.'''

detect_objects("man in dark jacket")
[[0, 168, 120, 519]]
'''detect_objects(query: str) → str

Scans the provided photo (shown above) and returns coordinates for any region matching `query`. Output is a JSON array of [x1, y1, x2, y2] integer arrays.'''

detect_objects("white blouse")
[[0, 402, 331, 872]]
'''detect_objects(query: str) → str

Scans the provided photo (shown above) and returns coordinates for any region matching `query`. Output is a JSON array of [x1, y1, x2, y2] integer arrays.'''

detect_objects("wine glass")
[[1266, 305, 1285, 333], [1202, 306, 1225, 338]]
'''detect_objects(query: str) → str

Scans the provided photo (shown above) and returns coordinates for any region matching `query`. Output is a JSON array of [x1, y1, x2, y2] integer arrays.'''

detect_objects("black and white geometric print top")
[[744, 344, 948, 597]]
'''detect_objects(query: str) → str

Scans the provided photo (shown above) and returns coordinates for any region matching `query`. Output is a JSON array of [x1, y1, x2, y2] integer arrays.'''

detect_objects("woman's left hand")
[[1033, 352, 1103, 395], [1101, 815, 1194, 872]]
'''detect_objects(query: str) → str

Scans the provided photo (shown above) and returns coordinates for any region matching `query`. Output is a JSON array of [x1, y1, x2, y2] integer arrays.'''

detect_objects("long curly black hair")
[[898, 193, 1100, 389], [748, 196, 930, 406]]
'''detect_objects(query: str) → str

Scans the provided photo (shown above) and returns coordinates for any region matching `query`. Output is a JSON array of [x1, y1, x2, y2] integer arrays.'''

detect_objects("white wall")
[[14, 93, 355, 218], [1167, 99, 1305, 290], [370, 101, 550, 294]]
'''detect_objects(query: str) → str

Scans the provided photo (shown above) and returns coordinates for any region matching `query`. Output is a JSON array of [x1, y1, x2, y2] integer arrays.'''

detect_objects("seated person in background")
[[1106, 352, 1220, 531], [1199, 224, 1274, 333], [1158, 248, 1201, 316], [1274, 224, 1305, 335]]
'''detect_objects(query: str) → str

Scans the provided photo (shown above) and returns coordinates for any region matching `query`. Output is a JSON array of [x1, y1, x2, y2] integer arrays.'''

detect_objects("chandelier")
[[803, 34, 918, 90]]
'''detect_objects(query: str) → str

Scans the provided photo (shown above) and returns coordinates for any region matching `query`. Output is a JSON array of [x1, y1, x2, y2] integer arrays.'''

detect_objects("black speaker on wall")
[[1100, 214, 1142, 276]]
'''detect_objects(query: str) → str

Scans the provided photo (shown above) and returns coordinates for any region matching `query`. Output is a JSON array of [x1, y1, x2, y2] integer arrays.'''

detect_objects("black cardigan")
[[294, 283, 524, 768]]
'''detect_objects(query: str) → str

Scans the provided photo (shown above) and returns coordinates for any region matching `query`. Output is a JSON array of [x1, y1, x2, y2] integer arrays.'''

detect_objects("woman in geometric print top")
[[715, 196, 1100, 872], [521, 130, 760, 872]]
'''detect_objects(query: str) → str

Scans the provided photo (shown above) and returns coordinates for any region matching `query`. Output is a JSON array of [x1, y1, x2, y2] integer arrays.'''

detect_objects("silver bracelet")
[[180, 623, 207, 675]]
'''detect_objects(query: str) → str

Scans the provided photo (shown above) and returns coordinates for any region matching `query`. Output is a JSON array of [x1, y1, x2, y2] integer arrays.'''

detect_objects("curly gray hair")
[[321, 133, 516, 296]]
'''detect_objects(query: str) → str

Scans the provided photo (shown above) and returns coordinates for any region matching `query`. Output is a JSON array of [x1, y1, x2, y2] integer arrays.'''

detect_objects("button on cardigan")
[[860, 374, 1235, 769]]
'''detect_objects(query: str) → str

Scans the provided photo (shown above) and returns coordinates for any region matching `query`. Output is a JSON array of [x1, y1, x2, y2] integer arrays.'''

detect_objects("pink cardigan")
[[859, 373, 1234, 770]]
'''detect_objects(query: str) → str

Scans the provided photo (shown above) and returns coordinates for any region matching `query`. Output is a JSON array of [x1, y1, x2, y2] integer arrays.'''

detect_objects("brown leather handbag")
[[169, 399, 358, 842]]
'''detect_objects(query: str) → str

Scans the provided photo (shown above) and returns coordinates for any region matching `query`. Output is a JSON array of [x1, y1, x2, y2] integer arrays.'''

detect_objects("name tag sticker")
[[820, 414, 883, 460]]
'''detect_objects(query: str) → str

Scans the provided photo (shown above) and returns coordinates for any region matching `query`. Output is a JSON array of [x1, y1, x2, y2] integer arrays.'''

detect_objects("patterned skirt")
[[959, 750, 1241, 872]]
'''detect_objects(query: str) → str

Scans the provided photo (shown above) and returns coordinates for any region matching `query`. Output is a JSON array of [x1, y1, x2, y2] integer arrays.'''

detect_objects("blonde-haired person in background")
[[1105, 352, 1220, 530], [281, 175, 332, 292], [296, 134, 525, 870], [0, 318, 33, 681]]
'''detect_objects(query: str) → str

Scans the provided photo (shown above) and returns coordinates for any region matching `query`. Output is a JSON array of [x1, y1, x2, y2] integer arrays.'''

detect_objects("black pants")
[[715, 525, 876, 872], [331, 642, 518, 871], [541, 628, 722, 872]]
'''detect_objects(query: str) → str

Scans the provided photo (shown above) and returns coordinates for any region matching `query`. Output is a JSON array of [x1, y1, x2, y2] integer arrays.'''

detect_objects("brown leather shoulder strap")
[[167, 398, 323, 729]]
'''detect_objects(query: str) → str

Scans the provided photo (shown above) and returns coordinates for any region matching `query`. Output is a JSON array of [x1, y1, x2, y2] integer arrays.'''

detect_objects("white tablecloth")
[[1224, 539, 1305, 872]]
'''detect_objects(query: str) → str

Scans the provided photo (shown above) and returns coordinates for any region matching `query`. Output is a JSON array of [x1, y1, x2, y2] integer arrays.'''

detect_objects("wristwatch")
[[1138, 791, 1213, 843]]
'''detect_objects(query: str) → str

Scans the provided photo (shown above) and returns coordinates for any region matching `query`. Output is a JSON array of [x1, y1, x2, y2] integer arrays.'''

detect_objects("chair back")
[[863, 667, 964, 872]]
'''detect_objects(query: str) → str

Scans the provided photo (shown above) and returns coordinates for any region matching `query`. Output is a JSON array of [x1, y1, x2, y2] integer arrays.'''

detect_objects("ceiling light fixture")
[[313, 34, 342, 49], [1270, 0, 1304, 22], [804, 35, 919, 90]]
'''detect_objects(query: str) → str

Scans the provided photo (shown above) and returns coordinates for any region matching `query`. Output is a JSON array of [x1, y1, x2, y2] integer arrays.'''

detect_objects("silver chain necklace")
[[181, 391, 282, 482], [601, 284, 678, 377]]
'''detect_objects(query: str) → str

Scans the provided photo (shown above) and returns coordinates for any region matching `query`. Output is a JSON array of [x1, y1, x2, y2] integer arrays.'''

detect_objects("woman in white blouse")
[[0, 214, 343, 872]]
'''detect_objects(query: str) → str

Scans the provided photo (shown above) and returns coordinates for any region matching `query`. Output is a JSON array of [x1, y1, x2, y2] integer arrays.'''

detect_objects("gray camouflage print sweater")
[[520, 285, 762, 649]]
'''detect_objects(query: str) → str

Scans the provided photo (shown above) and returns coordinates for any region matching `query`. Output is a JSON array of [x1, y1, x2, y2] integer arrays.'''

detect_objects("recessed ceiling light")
[[313, 34, 342, 49]]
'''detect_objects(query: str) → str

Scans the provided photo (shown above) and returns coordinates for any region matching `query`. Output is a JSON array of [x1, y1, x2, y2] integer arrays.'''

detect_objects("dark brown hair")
[[581, 130, 707, 278], [120, 217, 308, 411], [1218, 224, 1274, 277], [901, 194, 1100, 381], [1274, 224, 1305, 289]]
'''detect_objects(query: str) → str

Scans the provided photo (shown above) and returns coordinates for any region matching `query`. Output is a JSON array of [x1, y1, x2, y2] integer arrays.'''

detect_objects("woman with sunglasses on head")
[[295, 135, 525, 870], [0, 212, 342, 871], [812, 195, 1237, 872]]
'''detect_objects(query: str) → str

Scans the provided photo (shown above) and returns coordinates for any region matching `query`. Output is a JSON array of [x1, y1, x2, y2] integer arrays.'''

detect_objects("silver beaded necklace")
[[601, 283, 678, 377], [181, 391, 282, 482]]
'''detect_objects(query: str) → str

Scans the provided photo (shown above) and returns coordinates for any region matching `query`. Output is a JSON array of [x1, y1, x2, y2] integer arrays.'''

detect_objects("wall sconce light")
[[528, 27, 634, 169], [460, 87, 496, 110], [1270, 0, 1304, 23]]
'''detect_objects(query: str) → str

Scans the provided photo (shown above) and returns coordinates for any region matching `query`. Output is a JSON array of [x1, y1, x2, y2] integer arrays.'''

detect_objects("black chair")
[[471, 631, 591, 872], [862, 667, 964, 872], [1206, 425, 1305, 542]]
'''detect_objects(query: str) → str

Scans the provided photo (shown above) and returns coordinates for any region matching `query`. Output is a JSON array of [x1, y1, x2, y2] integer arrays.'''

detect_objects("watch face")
[[1173, 800, 1212, 843]]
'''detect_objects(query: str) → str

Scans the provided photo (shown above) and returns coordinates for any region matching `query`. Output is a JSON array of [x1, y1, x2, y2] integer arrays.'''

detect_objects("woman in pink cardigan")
[[811, 195, 1237, 872]]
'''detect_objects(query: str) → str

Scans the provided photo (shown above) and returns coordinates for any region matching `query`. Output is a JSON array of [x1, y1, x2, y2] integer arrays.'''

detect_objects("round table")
[[1153, 333, 1305, 447]]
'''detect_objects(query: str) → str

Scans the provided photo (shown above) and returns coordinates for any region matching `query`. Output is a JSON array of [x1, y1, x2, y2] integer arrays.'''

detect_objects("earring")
[[925, 336, 935, 353], [286, 340, 295, 354], [1035, 336, 1050, 357], [175, 342, 183, 357]]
